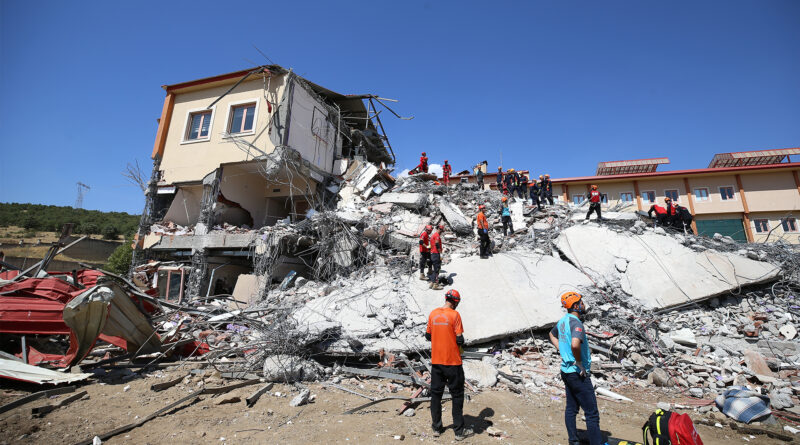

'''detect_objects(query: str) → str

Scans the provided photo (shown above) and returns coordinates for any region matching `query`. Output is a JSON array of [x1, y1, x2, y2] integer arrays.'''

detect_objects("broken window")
[[754, 219, 770, 233], [720, 186, 735, 201], [665, 189, 679, 202], [694, 188, 710, 202], [229, 103, 256, 134], [187, 111, 212, 140], [642, 191, 656, 203], [600, 193, 608, 203], [620, 192, 634, 203], [781, 218, 797, 232]]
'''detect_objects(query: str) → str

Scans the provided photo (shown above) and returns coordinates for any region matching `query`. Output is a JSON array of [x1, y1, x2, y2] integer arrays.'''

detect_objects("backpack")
[[642, 409, 703, 445]]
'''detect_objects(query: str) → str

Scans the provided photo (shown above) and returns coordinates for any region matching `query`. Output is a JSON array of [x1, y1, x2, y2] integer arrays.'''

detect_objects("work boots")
[[419, 273, 427, 280]]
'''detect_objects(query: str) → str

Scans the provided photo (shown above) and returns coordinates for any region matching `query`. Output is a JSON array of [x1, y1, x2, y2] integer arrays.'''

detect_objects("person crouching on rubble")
[[426, 289, 473, 441], [476, 204, 490, 259], [549, 292, 608, 445], [647, 200, 669, 227], [428, 224, 445, 290], [500, 196, 514, 236], [419, 225, 433, 280]]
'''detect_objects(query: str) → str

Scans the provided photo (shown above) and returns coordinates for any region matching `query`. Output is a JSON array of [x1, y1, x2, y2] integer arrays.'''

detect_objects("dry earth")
[[0, 368, 792, 445]]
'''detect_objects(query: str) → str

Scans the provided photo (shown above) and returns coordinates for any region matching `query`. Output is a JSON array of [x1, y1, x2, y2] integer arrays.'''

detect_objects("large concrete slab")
[[406, 251, 591, 344], [555, 225, 781, 309], [380, 192, 428, 210], [439, 200, 472, 235]]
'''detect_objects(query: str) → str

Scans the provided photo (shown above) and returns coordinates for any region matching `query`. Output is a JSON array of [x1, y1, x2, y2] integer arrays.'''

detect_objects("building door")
[[695, 218, 747, 242]]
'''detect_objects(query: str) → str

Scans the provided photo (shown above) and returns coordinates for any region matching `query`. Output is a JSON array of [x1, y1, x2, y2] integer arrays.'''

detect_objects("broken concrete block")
[[379, 192, 428, 210], [648, 367, 672, 387], [743, 350, 777, 378], [263, 355, 321, 382], [438, 200, 472, 235], [289, 389, 311, 407], [670, 328, 697, 347], [463, 358, 498, 387], [780, 324, 797, 340]]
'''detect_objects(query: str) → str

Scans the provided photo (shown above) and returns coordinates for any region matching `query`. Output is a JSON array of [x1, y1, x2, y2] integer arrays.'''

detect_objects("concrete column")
[[633, 180, 643, 211], [683, 178, 698, 235], [736, 174, 755, 243]]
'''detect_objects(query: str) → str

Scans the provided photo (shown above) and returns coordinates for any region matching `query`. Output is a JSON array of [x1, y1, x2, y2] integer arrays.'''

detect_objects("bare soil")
[[0, 369, 792, 445]]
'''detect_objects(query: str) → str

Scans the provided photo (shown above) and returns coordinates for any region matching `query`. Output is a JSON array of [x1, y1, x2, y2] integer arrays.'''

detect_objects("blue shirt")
[[501, 206, 510, 217], [551, 314, 591, 374]]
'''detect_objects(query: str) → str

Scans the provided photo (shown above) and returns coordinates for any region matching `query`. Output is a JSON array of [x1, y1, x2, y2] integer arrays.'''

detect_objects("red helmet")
[[438, 223, 445, 231], [478, 204, 486, 210], [421, 152, 426, 156], [591, 185, 598, 190], [425, 225, 433, 232], [445, 289, 461, 303], [560, 291, 582, 310], [444, 160, 449, 163]]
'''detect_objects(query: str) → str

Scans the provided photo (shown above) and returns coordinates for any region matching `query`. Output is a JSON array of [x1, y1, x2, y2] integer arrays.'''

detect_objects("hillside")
[[0, 202, 140, 239]]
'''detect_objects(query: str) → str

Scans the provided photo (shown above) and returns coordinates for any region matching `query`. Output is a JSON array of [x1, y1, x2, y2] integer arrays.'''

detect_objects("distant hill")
[[0, 202, 140, 239]]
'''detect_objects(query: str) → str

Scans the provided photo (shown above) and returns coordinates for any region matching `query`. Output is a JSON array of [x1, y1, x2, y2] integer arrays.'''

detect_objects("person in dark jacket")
[[648, 203, 669, 226], [476, 169, 484, 190], [518, 174, 529, 201], [530, 180, 542, 210], [495, 167, 503, 191], [674, 203, 693, 232], [585, 185, 602, 221], [505, 169, 517, 198], [542, 174, 554, 205]]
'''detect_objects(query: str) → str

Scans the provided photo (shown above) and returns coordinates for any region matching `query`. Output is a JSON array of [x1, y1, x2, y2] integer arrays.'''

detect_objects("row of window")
[[570, 187, 739, 205], [754, 218, 797, 233], [184, 101, 257, 142]]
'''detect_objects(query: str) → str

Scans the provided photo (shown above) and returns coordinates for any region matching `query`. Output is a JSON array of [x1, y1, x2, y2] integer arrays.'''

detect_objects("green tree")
[[105, 240, 132, 275], [102, 225, 119, 240]]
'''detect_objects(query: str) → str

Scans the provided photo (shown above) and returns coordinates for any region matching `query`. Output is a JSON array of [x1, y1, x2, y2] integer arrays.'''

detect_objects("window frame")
[[572, 195, 585, 205], [718, 185, 736, 202], [781, 217, 798, 233], [664, 189, 680, 203], [600, 193, 608, 204], [222, 98, 260, 138], [620, 192, 635, 203], [693, 187, 711, 202], [180, 106, 216, 144], [753, 219, 770, 233], [642, 190, 656, 204]]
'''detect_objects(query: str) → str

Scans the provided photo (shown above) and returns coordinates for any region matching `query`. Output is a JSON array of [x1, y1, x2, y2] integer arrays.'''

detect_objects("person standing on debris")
[[428, 224, 444, 289], [530, 180, 542, 210], [549, 291, 605, 445], [518, 174, 529, 201], [542, 174, 555, 205], [419, 225, 433, 280], [505, 169, 517, 198], [442, 160, 452, 186], [500, 197, 514, 236], [647, 202, 669, 227], [426, 289, 473, 441], [419, 152, 429, 173], [476, 204, 490, 259], [585, 185, 603, 221], [496, 167, 504, 192], [476, 168, 484, 190]]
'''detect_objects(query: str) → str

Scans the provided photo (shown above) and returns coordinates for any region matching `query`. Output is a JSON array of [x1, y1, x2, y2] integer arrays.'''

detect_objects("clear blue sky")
[[1, 1, 798, 214]]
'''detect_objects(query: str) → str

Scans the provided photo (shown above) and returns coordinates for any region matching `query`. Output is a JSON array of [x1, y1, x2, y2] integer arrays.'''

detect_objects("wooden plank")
[[31, 391, 88, 417], [0, 386, 76, 415], [150, 373, 188, 392], [245, 383, 274, 407]]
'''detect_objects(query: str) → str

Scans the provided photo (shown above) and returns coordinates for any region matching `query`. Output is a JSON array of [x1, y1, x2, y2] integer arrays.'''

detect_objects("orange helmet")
[[560, 291, 582, 310], [665, 197, 672, 203], [591, 185, 598, 190], [445, 289, 461, 303], [501, 196, 508, 202], [478, 204, 486, 210]]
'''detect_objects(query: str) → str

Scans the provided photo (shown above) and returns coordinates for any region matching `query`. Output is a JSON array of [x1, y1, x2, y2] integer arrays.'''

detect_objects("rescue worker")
[[664, 197, 679, 228], [674, 202, 694, 232], [428, 224, 444, 289], [585, 185, 602, 221], [418, 152, 429, 173], [530, 180, 542, 210], [476, 204, 490, 258], [542, 174, 554, 205], [518, 174, 529, 201], [426, 289, 472, 441], [495, 167, 504, 191], [476, 168, 484, 190], [504, 169, 517, 198], [419, 225, 433, 280], [500, 196, 514, 236], [442, 160, 452, 186], [647, 202, 670, 227], [548, 292, 605, 445]]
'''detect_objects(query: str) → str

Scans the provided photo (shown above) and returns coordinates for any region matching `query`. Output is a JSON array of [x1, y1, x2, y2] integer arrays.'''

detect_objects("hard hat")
[[509, 168, 515, 173], [437, 223, 445, 231], [560, 291, 582, 310], [539, 175, 544, 179], [591, 185, 598, 190], [545, 174, 550, 178], [498, 167, 502, 170], [501, 196, 508, 202], [478, 204, 486, 210], [665, 197, 672, 202], [444, 160, 449, 163], [425, 225, 433, 232], [422, 152, 426, 156], [445, 289, 461, 303]]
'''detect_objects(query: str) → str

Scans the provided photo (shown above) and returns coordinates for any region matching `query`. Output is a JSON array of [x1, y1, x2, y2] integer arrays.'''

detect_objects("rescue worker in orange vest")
[[664, 197, 679, 228], [419, 225, 433, 280], [648, 201, 669, 227], [428, 224, 444, 289], [442, 160, 452, 186], [585, 185, 602, 221], [426, 289, 473, 441], [418, 152, 429, 173], [476, 204, 490, 259], [530, 179, 542, 211]]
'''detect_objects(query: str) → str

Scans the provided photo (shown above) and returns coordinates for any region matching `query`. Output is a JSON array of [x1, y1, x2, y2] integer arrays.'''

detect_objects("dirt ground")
[[0, 368, 793, 445]]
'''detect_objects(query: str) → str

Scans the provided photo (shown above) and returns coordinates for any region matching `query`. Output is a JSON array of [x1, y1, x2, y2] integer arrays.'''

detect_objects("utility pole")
[[75, 182, 90, 208]]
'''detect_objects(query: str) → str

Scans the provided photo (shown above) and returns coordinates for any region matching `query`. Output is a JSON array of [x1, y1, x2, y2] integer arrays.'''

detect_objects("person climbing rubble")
[[476, 204, 490, 259], [426, 289, 473, 441], [585, 185, 603, 221], [442, 160, 452, 186], [418, 152, 429, 173], [549, 292, 607, 445], [530, 179, 542, 211], [500, 196, 514, 236], [542, 174, 554, 205], [419, 224, 433, 280], [674, 201, 694, 232], [648, 200, 670, 226], [428, 224, 444, 289], [496, 167, 504, 191]]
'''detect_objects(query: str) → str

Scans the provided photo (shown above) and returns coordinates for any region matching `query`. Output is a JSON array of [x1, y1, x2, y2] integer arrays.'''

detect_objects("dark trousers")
[[478, 229, 490, 257], [501, 215, 514, 236], [517, 186, 526, 199], [419, 251, 431, 274], [477, 178, 484, 189], [561, 372, 602, 445], [431, 364, 465, 435], [585, 202, 601, 220], [428, 253, 441, 282], [545, 192, 554, 205], [655, 214, 669, 226], [532, 194, 542, 210]]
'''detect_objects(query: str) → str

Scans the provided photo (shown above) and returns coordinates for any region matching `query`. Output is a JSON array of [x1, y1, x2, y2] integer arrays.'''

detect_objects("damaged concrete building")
[[134, 66, 399, 301]]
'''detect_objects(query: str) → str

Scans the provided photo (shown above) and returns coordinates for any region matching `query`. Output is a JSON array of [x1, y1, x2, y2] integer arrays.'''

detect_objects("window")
[[572, 195, 585, 205], [228, 102, 256, 134], [186, 110, 212, 141], [781, 218, 798, 232], [665, 189, 679, 202], [694, 188, 710, 202], [642, 191, 656, 204], [753, 219, 769, 233], [719, 186, 735, 201], [620, 192, 634, 203], [600, 193, 608, 203]]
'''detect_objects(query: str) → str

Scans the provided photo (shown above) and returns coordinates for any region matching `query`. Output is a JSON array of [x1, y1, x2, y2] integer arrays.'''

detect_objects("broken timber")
[[31, 391, 88, 418]]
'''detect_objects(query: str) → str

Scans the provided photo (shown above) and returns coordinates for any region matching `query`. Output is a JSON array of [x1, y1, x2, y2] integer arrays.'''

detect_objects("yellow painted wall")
[[740, 171, 800, 213], [748, 210, 800, 243]]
